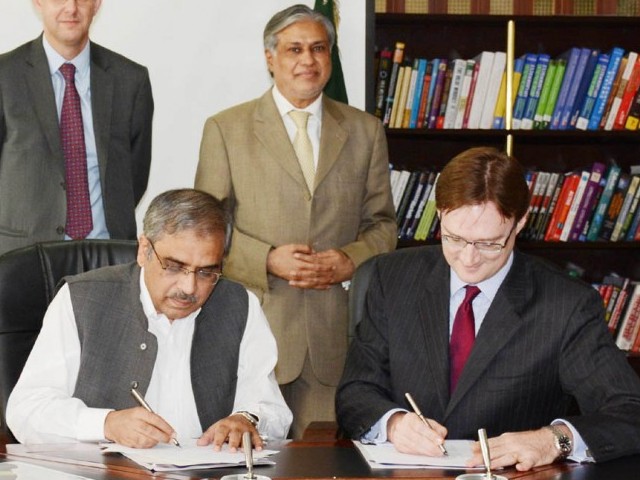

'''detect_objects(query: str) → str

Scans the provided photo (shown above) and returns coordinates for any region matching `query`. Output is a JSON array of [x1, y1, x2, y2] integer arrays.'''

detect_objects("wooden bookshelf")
[[372, 13, 640, 283]]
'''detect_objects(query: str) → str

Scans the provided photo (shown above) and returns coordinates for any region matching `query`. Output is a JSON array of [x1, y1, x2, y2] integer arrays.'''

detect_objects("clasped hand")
[[105, 408, 261, 451]]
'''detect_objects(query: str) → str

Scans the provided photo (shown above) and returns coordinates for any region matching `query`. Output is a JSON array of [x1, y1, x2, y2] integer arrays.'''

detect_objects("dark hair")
[[143, 189, 230, 244], [435, 146, 530, 222], [263, 4, 335, 53]]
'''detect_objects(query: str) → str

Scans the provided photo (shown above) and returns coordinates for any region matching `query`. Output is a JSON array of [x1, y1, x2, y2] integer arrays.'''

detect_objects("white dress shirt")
[[6, 269, 292, 444]]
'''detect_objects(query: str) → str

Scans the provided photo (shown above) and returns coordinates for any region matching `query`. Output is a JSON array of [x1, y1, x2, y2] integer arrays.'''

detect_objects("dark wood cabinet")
[[372, 14, 640, 283]]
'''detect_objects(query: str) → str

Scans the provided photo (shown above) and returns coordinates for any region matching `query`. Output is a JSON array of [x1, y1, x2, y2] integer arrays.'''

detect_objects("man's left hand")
[[466, 427, 563, 472], [197, 414, 263, 452], [288, 249, 354, 289]]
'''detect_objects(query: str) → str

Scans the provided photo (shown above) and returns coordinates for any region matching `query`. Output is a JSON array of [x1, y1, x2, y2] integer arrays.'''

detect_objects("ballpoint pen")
[[130, 387, 181, 448], [404, 392, 448, 455], [478, 428, 492, 480]]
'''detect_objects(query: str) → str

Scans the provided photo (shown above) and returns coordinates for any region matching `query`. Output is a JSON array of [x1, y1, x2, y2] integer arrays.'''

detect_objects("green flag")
[[314, 0, 349, 104]]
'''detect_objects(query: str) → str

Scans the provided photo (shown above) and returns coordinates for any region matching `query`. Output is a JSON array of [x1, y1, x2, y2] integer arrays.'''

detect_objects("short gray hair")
[[263, 4, 335, 53], [143, 189, 230, 246]]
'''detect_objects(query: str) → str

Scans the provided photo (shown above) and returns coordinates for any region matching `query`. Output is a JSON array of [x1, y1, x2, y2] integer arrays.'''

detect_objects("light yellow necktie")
[[289, 110, 315, 192]]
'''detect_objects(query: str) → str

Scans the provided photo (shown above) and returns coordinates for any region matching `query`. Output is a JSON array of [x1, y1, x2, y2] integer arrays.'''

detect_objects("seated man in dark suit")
[[7, 189, 291, 448], [336, 147, 640, 470]]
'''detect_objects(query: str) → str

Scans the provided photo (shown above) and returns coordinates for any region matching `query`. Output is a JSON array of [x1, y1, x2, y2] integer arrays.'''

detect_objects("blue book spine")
[[588, 47, 625, 130], [567, 48, 600, 129], [550, 47, 581, 130], [575, 53, 610, 130], [559, 48, 592, 129], [586, 164, 622, 240], [521, 54, 551, 129], [409, 59, 428, 128], [626, 196, 640, 240], [512, 53, 538, 129]]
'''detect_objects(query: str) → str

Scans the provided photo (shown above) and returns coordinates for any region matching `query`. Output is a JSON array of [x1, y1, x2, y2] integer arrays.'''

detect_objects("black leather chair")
[[0, 240, 138, 442]]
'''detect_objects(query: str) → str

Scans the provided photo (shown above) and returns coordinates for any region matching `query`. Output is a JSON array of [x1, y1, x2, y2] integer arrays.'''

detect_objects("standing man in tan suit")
[[195, 4, 396, 438]]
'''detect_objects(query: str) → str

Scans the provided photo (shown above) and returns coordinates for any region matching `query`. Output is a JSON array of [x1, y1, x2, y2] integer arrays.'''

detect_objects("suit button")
[[56, 226, 65, 235], [140, 343, 147, 350]]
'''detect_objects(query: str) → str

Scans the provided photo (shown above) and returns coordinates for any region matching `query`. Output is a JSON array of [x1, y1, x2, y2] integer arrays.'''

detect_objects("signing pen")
[[405, 392, 448, 455], [130, 387, 181, 448]]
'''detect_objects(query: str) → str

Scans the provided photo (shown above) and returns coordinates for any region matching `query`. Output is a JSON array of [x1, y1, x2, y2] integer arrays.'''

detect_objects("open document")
[[101, 439, 278, 472], [354, 440, 484, 470]]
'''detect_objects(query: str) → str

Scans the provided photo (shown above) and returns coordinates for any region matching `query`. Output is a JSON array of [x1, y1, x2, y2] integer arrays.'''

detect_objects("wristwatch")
[[236, 411, 259, 427], [546, 425, 572, 459]]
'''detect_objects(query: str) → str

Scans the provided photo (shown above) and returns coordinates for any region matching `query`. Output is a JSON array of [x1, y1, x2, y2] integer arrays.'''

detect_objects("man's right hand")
[[387, 411, 448, 456], [104, 407, 176, 448]]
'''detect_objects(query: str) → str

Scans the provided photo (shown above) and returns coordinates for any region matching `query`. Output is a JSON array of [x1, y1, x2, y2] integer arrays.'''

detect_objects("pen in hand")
[[404, 392, 448, 456], [130, 387, 181, 448]]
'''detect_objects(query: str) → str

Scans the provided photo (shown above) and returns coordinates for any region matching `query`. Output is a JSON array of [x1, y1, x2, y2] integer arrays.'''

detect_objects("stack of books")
[[374, 43, 640, 131], [592, 275, 640, 353]]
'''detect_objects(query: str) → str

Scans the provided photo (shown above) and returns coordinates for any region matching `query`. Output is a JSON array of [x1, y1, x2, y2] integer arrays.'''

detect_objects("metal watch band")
[[236, 411, 259, 427], [546, 425, 572, 459]]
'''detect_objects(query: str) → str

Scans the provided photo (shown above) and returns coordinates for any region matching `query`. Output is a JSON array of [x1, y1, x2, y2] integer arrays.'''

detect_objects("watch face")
[[559, 436, 572, 454]]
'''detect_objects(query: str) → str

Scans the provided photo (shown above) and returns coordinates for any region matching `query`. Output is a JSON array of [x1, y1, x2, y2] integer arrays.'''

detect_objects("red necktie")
[[60, 63, 93, 239], [450, 285, 481, 393]]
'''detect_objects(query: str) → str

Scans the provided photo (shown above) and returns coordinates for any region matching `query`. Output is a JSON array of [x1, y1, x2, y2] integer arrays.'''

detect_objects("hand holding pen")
[[405, 392, 448, 455], [130, 387, 181, 447]]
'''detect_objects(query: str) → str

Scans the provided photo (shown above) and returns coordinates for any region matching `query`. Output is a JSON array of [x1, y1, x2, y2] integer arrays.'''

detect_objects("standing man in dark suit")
[[195, 4, 396, 438], [337, 147, 640, 469], [0, 0, 154, 256]]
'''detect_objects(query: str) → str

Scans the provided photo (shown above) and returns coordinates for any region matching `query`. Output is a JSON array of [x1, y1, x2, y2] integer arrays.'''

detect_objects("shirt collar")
[[450, 251, 514, 303], [271, 85, 323, 121], [138, 268, 202, 324], [42, 35, 91, 79]]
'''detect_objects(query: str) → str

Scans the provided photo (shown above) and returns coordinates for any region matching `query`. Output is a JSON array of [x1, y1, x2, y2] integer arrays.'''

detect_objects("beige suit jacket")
[[195, 90, 396, 385]]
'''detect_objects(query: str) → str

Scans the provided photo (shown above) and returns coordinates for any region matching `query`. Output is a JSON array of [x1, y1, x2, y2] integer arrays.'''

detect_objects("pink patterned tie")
[[450, 285, 481, 393], [60, 63, 93, 239]]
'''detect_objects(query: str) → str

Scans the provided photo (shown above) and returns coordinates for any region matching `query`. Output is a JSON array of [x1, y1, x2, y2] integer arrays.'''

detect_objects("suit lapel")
[[417, 255, 451, 416], [25, 38, 62, 169], [253, 92, 310, 192], [445, 252, 530, 416], [89, 43, 113, 183], [316, 97, 348, 189]]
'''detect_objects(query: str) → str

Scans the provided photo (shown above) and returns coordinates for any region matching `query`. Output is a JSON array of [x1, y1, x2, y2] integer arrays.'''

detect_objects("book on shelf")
[[522, 171, 551, 239], [395, 170, 421, 224], [382, 42, 406, 127], [626, 188, 640, 241], [541, 58, 567, 129], [426, 59, 448, 129], [558, 47, 592, 129], [415, 60, 435, 128], [575, 52, 610, 130], [493, 56, 524, 129], [559, 169, 591, 241], [400, 171, 436, 240], [532, 59, 558, 129], [435, 62, 454, 129], [613, 55, 640, 130], [391, 60, 413, 128], [598, 53, 629, 130], [566, 48, 600, 129], [521, 53, 551, 130], [598, 172, 632, 241], [374, 47, 393, 120], [479, 51, 507, 129], [511, 53, 537, 130], [466, 51, 495, 129], [610, 174, 640, 241], [454, 59, 476, 129], [408, 58, 428, 128], [531, 172, 562, 240], [400, 58, 421, 128], [414, 173, 440, 241], [623, 82, 640, 130], [461, 59, 481, 129], [391, 168, 411, 211], [587, 46, 625, 130], [615, 282, 640, 351], [549, 47, 582, 130], [606, 276, 633, 335], [568, 162, 607, 241], [544, 171, 581, 242], [443, 58, 467, 129], [604, 51, 639, 130], [586, 165, 623, 241]]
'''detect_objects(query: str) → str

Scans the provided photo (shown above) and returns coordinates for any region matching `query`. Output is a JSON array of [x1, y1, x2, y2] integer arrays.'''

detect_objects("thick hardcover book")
[[610, 175, 640, 241], [604, 51, 639, 130], [558, 47, 592, 129], [586, 165, 623, 241], [511, 53, 537, 129], [479, 51, 507, 129], [575, 52, 610, 130], [568, 162, 607, 241], [443, 58, 468, 129], [454, 59, 476, 129], [541, 59, 567, 128], [409, 58, 428, 128], [549, 47, 581, 130], [613, 56, 640, 129], [382, 42, 406, 127], [567, 48, 600, 129], [544, 172, 581, 242], [598, 172, 632, 241], [374, 47, 393, 119], [426, 60, 448, 129], [587, 46, 625, 130], [466, 51, 495, 129], [521, 54, 551, 130]]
